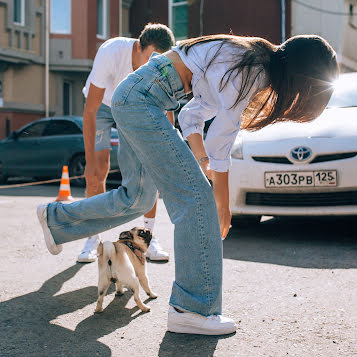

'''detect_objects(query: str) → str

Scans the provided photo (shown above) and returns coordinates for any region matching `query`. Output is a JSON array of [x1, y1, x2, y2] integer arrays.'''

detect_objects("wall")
[[71, 0, 98, 60], [3, 64, 47, 105], [129, 0, 169, 38], [0, 4, 9, 48], [188, 0, 290, 44], [341, 0, 357, 70], [291, 0, 347, 58]]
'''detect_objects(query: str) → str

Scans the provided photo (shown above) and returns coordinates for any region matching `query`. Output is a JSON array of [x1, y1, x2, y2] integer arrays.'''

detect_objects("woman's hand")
[[211, 170, 231, 239], [186, 133, 231, 237], [217, 206, 232, 239]]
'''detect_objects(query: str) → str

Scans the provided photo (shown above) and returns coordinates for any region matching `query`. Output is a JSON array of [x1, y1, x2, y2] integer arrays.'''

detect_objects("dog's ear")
[[97, 242, 103, 256], [119, 231, 134, 240], [113, 241, 121, 253]]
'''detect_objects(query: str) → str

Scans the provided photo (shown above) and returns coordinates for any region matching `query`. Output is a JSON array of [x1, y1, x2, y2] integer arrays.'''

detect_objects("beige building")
[[291, 0, 357, 71], [0, 0, 133, 139]]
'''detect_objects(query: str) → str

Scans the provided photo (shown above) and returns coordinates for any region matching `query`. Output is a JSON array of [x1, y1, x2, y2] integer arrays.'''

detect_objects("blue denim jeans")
[[95, 103, 115, 152], [47, 54, 223, 316]]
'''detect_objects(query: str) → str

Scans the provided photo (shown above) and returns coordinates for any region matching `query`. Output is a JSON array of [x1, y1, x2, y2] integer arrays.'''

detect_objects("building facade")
[[130, 0, 290, 43], [187, 0, 290, 43], [0, 0, 133, 139], [1, 0, 293, 139]]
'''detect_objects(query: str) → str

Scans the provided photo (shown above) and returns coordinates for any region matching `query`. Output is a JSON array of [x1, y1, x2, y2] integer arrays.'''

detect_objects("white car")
[[229, 72, 357, 222]]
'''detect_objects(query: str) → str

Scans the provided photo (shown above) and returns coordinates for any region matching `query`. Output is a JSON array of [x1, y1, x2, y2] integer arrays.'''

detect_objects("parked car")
[[0, 116, 120, 186], [229, 72, 357, 223]]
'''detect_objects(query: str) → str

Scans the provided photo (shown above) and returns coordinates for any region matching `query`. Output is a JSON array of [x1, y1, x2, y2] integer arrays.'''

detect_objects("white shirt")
[[83, 37, 135, 106], [173, 41, 267, 172]]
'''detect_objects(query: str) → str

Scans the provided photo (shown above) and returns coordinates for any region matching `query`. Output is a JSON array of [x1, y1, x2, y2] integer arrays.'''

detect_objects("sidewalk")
[[0, 185, 356, 356]]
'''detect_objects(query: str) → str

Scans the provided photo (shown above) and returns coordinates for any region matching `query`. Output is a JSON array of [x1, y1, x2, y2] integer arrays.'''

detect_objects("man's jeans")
[[95, 103, 115, 152], [47, 54, 223, 316]]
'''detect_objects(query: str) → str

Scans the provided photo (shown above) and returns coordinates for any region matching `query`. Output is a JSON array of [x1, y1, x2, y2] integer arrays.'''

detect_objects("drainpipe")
[[45, 0, 49, 117], [119, 0, 122, 36], [281, 0, 286, 43], [6, 118, 10, 137], [200, 0, 204, 36]]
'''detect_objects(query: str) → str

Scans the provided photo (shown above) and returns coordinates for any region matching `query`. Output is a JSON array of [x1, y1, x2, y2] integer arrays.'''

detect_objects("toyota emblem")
[[290, 146, 312, 162]]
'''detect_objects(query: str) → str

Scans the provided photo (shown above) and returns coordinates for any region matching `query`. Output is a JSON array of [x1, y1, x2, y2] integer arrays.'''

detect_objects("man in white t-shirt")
[[77, 23, 175, 263]]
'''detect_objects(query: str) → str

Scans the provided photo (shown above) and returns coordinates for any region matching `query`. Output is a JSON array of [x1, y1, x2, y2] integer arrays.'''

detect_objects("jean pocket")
[[155, 75, 174, 98], [148, 75, 177, 108], [112, 73, 143, 107]]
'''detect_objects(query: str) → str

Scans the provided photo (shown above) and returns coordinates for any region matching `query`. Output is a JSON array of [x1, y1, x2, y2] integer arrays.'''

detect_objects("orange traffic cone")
[[55, 165, 73, 202]]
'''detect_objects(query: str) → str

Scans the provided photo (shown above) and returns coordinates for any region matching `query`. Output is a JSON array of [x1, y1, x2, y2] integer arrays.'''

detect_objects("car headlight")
[[231, 136, 243, 160]]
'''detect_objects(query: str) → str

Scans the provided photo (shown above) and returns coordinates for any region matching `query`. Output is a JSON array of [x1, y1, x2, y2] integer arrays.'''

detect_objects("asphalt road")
[[0, 183, 356, 357]]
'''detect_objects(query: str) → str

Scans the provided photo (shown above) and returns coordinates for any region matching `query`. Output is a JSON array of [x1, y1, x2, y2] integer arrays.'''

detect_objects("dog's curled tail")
[[101, 241, 116, 266]]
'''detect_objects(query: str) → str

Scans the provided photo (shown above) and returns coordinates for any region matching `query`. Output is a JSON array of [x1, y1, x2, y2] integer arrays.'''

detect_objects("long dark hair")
[[179, 34, 338, 131]]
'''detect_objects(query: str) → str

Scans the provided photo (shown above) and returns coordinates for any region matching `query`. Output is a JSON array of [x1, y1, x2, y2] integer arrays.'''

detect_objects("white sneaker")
[[37, 204, 63, 255], [146, 236, 169, 261], [167, 306, 237, 335], [77, 235, 101, 263]]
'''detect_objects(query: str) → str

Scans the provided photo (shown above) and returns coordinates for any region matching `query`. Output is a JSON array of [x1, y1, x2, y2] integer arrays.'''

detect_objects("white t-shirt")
[[173, 41, 267, 172], [83, 37, 135, 106]]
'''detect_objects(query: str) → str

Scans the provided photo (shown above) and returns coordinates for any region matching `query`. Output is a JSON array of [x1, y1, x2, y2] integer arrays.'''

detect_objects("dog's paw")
[[94, 307, 104, 313], [148, 292, 158, 299]]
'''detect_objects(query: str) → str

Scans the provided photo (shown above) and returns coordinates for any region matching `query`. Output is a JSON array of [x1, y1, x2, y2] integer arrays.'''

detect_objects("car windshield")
[[327, 73, 357, 108]]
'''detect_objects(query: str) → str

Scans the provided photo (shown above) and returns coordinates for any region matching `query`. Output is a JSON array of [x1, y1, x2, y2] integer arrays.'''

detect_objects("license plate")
[[265, 170, 337, 187]]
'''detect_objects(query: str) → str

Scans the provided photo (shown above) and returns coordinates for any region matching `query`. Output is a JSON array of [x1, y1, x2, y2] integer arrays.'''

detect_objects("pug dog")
[[95, 227, 158, 313]]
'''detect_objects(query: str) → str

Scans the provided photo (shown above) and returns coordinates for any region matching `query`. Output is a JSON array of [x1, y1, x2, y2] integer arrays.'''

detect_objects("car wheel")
[[69, 154, 86, 187], [231, 215, 261, 227], [0, 162, 7, 185]]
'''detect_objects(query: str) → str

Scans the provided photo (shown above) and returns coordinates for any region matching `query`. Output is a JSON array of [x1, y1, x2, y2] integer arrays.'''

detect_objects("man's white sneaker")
[[167, 306, 237, 335], [37, 204, 63, 255], [146, 236, 169, 261], [77, 235, 101, 263]]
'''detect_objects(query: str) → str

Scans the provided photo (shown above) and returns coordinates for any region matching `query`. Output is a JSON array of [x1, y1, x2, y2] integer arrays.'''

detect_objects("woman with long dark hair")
[[38, 34, 338, 335]]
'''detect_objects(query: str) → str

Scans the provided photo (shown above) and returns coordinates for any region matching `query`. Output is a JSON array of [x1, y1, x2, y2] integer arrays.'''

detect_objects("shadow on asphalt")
[[224, 216, 357, 269], [158, 331, 234, 357], [0, 264, 147, 356]]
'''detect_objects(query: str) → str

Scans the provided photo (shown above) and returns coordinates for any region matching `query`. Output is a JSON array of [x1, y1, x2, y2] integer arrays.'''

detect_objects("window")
[[43, 120, 81, 136], [51, 0, 71, 34], [13, 0, 25, 26], [63, 81, 72, 115], [169, 0, 188, 40], [97, 0, 108, 39], [18, 122, 48, 138]]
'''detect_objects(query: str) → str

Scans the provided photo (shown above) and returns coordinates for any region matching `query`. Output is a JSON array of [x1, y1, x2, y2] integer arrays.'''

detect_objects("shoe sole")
[[37, 205, 63, 255], [77, 257, 97, 263], [147, 256, 169, 261], [167, 322, 237, 335]]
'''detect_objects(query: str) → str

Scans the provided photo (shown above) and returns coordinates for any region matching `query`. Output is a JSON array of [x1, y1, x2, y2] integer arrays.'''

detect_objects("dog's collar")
[[119, 241, 145, 264], [121, 240, 136, 252]]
